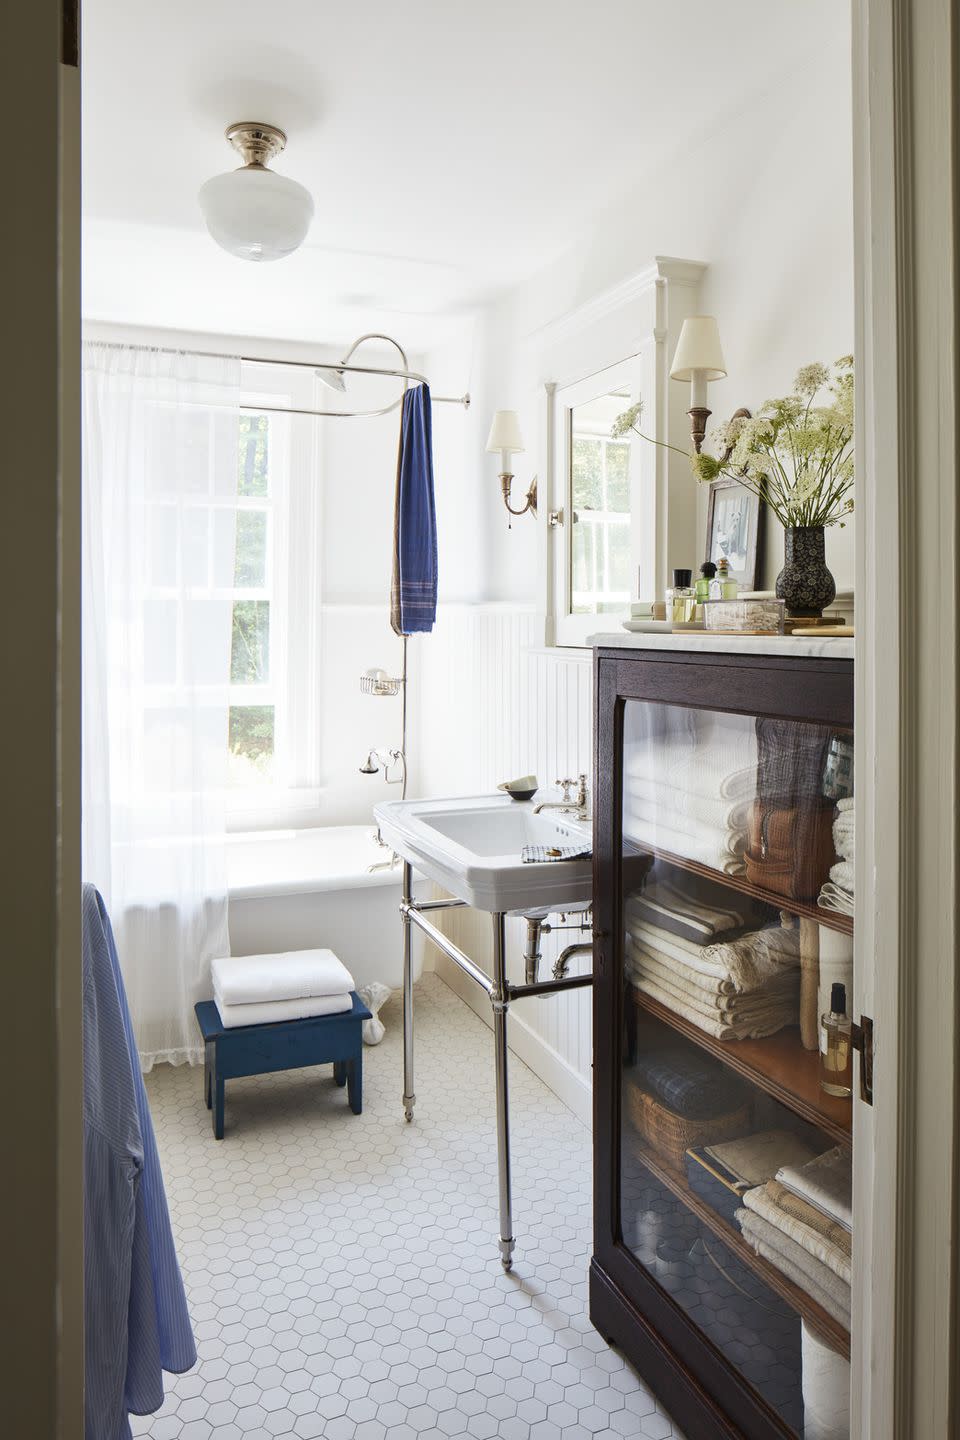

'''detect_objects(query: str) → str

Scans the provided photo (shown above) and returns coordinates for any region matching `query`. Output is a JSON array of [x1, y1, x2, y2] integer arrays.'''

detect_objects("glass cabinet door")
[[617, 699, 854, 1438]]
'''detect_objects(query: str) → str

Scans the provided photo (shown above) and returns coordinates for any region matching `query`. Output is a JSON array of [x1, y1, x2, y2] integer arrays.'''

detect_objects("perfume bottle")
[[668, 568, 695, 623], [820, 982, 853, 1097], [695, 561, 717, 604], [709, 556, 739, 600]]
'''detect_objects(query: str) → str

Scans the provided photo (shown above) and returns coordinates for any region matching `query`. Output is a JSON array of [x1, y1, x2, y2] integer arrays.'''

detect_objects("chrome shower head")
[[316, 365, 348, 393], [359, 750, 380, 775]]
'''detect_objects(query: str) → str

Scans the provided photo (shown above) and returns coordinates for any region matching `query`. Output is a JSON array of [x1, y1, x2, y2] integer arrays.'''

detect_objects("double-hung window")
[[226, 361, 322, 823]]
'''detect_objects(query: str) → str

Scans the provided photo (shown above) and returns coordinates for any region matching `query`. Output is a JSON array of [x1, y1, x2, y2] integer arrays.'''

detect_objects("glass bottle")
[[820, 982, 853, 1097], [669, 568, 695, 624], [695, 561, 717, 604]]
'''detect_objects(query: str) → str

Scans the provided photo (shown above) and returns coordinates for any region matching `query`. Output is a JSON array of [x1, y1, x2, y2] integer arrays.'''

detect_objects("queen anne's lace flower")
[[610, 356, 855, 531]]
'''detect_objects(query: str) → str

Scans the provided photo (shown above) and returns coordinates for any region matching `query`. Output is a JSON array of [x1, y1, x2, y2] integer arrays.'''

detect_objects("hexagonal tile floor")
[[135, 974, 684, 1440]]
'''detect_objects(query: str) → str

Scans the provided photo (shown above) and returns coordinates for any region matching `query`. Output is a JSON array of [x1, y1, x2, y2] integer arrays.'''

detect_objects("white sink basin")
[[374, 794, 593, 915]]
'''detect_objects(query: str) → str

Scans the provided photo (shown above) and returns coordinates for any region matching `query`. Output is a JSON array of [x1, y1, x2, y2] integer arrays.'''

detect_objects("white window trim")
[[225, 362, 324, 827], [550, 355, 648, 647]]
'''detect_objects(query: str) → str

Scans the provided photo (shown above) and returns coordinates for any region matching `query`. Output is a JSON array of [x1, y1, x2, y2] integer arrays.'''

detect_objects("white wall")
[[427, 30, 855, 602]]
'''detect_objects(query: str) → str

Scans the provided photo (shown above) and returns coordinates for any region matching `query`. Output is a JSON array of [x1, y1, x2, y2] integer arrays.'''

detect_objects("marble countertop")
[[589, 631, 855, 660]]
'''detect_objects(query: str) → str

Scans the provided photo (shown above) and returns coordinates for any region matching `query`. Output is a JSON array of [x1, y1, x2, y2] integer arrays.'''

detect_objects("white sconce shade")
[[199, 167, 314, 262], [485, 410, 525, 457], [670, 317, 728, 383]]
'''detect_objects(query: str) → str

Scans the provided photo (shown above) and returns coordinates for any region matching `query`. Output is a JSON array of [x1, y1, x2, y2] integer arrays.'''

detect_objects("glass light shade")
[[670, 316, 727, 382], [485, 410, 525, 454], [198, 167, 314, 262]]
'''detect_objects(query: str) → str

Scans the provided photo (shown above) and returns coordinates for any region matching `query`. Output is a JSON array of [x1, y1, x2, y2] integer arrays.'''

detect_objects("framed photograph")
[[705, 478, 765, 591]]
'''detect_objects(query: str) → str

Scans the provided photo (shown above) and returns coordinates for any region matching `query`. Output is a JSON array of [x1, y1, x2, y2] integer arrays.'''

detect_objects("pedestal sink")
[[374, 793, 595, 1271], [373, 793, 593, 915]]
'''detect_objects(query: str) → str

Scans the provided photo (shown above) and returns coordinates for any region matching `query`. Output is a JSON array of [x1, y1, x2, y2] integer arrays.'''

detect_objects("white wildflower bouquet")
[[612, 357, 855, 530]]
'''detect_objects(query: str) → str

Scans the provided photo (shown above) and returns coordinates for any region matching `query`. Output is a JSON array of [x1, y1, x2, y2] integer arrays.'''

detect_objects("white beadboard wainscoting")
[[411, 604, 595, 1125]]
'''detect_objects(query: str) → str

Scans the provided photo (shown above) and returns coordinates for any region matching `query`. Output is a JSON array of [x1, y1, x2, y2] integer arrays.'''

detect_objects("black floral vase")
[[776, 526, 836, 618]]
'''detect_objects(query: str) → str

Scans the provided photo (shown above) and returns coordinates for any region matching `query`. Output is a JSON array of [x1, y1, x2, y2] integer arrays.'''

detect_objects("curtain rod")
[[90, 339, 470, 419]]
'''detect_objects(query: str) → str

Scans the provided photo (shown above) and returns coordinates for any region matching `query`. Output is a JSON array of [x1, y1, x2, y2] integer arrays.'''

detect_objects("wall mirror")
[[550, 356, 648, 646]]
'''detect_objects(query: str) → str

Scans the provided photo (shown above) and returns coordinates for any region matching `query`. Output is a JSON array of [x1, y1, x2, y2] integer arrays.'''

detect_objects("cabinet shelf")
[[625, 1135, 850, 1360], [631, 988, 852, 1144], [622, 839, 854, 938]]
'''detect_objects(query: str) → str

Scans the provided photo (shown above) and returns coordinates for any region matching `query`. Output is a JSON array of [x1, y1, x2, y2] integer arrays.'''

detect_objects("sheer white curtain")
[[83, 343, 241, 1068]]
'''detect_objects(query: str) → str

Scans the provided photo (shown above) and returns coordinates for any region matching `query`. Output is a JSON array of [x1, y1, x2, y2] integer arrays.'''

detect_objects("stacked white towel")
[[624, 908, 801, 1040], [818, 797, 855, 916], [739, 1146, 853, 1329], [622, 719, 757, 876], [211, 949, 356, 1029]]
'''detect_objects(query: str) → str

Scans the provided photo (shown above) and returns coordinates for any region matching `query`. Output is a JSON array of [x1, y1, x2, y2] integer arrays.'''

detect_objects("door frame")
[[851, 0, 959, 1434]]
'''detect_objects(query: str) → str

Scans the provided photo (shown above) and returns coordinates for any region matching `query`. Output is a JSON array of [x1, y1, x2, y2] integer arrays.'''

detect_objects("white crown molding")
[[528, 255, 707, 349]]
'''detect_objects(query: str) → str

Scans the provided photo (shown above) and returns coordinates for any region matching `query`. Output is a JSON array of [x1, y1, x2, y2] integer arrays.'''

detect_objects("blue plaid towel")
[[522, 844, 592, 863], [632, 1046, 749, 1120]]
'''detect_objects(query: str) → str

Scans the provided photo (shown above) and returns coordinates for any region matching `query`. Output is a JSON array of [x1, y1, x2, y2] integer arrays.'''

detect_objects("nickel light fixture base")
[[225, 122, 288, 169]]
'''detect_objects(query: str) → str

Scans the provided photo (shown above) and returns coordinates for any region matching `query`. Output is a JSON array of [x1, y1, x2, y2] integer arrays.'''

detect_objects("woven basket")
[[626, 1083, 752, 1175]]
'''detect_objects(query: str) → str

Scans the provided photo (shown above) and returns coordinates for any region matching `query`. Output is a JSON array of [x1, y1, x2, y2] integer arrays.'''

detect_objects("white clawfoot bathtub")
[[227, 826, 421, 991]]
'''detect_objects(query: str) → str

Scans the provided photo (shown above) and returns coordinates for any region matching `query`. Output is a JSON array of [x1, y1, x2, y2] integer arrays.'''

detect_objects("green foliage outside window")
[[237, 414, 269, 497]]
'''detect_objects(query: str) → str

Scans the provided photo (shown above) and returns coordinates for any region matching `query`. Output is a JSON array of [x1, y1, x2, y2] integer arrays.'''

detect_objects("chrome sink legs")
[[401, 860, 416, 1123], [491, 912, 515, 1271], [399, 878, 594, 1267]]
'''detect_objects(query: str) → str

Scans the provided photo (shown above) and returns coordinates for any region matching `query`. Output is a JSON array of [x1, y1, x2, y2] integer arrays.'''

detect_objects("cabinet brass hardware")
[[548, 508, 564, 528], [851, 1015, 874, 1105]]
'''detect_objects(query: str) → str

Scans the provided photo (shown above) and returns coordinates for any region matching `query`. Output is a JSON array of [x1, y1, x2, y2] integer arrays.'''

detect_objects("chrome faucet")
[[533, 774, 589, 821]]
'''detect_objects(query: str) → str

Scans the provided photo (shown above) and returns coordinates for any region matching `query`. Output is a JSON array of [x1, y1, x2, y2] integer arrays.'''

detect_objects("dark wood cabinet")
[[590, 644, 855, 1440]]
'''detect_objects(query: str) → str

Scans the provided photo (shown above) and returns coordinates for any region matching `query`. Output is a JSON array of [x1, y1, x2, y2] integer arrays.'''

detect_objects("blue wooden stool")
[[194, 991, 372, 1139]]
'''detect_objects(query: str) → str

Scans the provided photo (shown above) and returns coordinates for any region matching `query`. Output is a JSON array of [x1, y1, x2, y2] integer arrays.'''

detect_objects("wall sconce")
[[486, 410, 537, 521], [670, 316, 748, 453]]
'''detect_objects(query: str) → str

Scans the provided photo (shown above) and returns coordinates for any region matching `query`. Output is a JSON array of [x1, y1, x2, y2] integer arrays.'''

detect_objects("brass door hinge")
[[851, 1015, 874, 1105]]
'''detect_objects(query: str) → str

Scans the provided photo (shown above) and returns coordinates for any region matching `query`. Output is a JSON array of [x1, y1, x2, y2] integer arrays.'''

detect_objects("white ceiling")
[[82, 0, 830, 348]]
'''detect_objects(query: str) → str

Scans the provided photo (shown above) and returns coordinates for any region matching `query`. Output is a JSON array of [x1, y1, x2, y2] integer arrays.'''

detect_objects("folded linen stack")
[[623, 719, 758, 876], [625, 904, 801, 1040], [818, 797, 854, 917], [211, 949, 356, 1029], [686, 1128, 819, 1226], [738, 1145, 852, 1327]]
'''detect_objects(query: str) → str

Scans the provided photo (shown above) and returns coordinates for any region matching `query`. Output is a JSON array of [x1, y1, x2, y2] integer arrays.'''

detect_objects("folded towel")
[[521, 844, 591, 863], [391, 384, 437, 636], [629, 974, 797, 1040], [625, 916, 800, 993], [703, 1131, 819, 1189], [631, 1047, 750, 1120], [623, 812, 747, 875], [626, 948, 798, 1018], [626, 874, 769, 945], [213, 990, 354, 1029], [737, 1208, 851, 1328], [623, 779, 750, 835], [624, 731, 758, 802], [767, 1179, 852, 1261], [817, 882, 855, 917], [211, 949, 355, 1006], [828, 859, 854, 891], [777, 1146, 852, 1231], [742, 1184, 852, 1283]]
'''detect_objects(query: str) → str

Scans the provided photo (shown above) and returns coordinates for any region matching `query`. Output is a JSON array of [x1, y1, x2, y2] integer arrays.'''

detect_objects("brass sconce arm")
[[500, 472, 538, 518], [687, 405, 751, 457]]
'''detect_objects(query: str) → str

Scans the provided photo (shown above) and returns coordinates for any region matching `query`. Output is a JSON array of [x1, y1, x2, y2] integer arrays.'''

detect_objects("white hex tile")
[[134, 977, 682, 1440]]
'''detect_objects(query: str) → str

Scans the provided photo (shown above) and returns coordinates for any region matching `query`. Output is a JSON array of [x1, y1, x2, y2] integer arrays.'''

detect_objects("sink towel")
[[391, 382, 437, 635]]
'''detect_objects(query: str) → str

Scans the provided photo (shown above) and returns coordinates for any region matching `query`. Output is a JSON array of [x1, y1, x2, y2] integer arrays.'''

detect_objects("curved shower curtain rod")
[[230, 330, 469, 420], [92, 331, 470, 420]]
